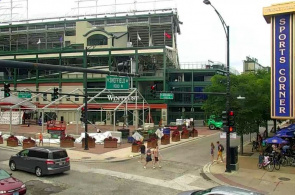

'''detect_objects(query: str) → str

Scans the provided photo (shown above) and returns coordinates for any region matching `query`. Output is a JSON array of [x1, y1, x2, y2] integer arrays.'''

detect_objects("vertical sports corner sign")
[[271, 14, 294, 119]]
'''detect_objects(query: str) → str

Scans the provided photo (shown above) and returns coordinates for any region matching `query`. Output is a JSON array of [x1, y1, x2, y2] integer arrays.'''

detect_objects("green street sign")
[[106, 76, 129, 90], [18, 92, 32, 98], [160, 93, 174, 100]]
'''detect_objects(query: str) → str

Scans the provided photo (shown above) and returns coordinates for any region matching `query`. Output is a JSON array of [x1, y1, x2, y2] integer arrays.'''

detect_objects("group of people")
[[138, 142, 162, 169], [210, 141, 224, 163]]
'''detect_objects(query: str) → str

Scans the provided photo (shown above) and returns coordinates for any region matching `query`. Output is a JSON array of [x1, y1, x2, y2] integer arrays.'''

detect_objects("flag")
[[164, 32, 171, 39], [37, 38, 41, 44], [137, 32, 141, 41]]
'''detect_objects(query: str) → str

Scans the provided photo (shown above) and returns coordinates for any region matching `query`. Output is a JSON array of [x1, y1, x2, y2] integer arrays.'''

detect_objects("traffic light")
[[4, 83, 10, 97], [228, 110, 235, 132], [80, 108, 85, 121], [150, 84, 157, 98], [52, 87, 59, 100], [221, 111, 228, 126]]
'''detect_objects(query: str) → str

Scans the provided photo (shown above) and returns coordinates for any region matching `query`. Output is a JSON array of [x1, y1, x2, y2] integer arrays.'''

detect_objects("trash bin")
[[230, 146, 238, 164], [230, 146, 239, 171]]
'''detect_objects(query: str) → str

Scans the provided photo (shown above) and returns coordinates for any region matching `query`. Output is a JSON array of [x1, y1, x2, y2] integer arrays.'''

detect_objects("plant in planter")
[[7, 135, 19, 147], [23, 137, 36, 149], [60, 135, 75, 148], [181, 129, 189, 139], [172, 131, 180, 142], [190, 128, 198, 137], [131, 141, 142, 153], [161, 134, 170, 145], [82, 134, 96, 148], [0, 135, 3, 144], [104, 136, 118, 148], [147, 137, 157, 148]]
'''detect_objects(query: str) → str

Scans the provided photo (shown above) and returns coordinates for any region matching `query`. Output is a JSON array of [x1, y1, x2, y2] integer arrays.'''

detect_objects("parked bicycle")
[[269, 152, 280, 170], [257, 154, 274, 172], [252, 141, 258, 152]]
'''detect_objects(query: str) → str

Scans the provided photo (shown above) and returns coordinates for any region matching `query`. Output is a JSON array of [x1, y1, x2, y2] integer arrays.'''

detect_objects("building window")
[[75, 93, 79, 101], [43, 93, 47, 101], [87, 34, 108, 46]]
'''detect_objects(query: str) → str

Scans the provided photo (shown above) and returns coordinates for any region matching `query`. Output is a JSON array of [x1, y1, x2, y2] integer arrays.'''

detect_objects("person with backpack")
[[216, 141, 224, 163]]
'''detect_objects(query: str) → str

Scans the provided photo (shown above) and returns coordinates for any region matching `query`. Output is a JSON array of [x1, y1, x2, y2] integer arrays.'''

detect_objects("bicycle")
[[269, 152, 280, 170], [257, 154, 274, 172]]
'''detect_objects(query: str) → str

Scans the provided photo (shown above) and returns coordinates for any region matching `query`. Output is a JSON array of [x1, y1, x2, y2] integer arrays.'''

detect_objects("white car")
[[178, 185, 263, 195]]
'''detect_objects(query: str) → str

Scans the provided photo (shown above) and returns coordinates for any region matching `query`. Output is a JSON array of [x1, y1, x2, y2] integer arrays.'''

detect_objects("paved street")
[[0, 131, 250, 195]]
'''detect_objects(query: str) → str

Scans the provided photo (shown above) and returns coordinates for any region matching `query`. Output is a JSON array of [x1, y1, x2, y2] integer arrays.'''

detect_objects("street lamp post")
[[203, 0, 231, 172]]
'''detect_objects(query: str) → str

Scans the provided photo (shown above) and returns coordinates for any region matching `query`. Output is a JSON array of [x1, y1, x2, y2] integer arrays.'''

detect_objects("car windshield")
[[191, 188, 213, 195], [0, 169, 11, 180]]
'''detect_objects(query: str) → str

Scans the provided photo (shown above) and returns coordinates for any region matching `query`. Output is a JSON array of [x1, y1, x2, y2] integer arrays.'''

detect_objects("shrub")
[[161, 134, 170, 140], [181, 129, 189, 135], [60, 135, 75, 142], [132, 141, 142, 145], [104, 136, 118, 141], [147, 137, 157, 142], [7, 135, 18, 141], [172, 131, 180, 137], [23, 137, 36, 143]]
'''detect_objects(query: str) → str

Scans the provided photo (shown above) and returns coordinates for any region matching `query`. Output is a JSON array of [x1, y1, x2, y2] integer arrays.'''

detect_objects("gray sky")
[[1, 0, 289, 72]]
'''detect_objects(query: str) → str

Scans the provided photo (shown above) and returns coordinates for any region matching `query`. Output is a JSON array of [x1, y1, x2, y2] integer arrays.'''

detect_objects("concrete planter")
[[104, 140, 117, 148], [131, 144, 140, 153], [147, 140, 157, 148], [172, 135, 180, 142], [60, 140, 75, 148], [7, 139, 18, 147], [82, 138, 95, 148], [181, 133, 189, 139], [0, 137, 3, 144], [23, 141, 36, 149], [190, 131, 198, 137], [161, 137, 170, 145]]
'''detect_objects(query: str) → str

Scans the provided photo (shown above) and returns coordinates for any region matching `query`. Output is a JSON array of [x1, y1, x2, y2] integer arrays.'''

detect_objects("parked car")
[[178, 185, 263, 195], [0, 169, 26, 195], [9, 147, 70, 177]]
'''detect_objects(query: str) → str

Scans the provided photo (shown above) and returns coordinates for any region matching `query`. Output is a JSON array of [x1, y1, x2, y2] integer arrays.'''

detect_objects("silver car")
[[178, 185, 263, 195], [9, 147, 70, 177]]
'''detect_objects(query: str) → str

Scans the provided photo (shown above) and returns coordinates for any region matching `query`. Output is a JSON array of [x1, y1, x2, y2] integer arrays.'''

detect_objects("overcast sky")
[[0, 0, 289, 72]]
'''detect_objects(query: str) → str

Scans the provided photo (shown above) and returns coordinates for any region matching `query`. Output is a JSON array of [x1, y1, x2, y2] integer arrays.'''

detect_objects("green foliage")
[[202, 70, 271, 135]]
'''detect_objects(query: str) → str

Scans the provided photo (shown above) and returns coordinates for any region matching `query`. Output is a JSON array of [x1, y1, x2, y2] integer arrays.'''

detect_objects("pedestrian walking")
[[138, 142, 146, 163], [143, 147, 152, 169], [152, 145, 162, 168], [216, 141, 224, 163], [39, 133, 43, 146], [210, 142, 215, 162]]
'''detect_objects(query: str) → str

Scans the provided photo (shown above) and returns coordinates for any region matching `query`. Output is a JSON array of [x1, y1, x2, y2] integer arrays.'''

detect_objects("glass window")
[[19, 149, 29, 157], [0, 169, 10, 180], [87, 34, 108, 46], [75, 93, 79, 101], [52, 150, 68, 159], [28, 150, 48, 159]]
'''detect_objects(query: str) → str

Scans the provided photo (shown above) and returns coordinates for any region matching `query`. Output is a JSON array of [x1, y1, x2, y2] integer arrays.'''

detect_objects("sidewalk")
[[204, 143, 295, 195], [0, 127, 217, 163]]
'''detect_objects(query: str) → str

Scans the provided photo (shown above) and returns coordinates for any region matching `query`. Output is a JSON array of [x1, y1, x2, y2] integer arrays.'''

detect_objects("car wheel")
[[209, 125, 215, 130], [10, 161, 16, 171], [35, 167, 42, 177]]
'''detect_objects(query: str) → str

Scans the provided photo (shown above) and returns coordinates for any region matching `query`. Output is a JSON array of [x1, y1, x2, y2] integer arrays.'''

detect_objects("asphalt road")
[[0, 130, 251, 195]]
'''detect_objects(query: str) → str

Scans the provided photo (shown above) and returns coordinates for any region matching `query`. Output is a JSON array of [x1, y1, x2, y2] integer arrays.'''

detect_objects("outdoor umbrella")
[[264, 136, 289, 144], [276, 129, 295, 138]]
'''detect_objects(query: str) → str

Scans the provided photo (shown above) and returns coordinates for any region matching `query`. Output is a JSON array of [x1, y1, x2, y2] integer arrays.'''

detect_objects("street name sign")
[[160, 93, 174, 100], [18, 92, 32, 98], [106, 76, 129, 90]]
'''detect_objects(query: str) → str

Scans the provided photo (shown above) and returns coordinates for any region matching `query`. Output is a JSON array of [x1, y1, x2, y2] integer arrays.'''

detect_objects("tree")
[[202, 70, 271, 154]]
